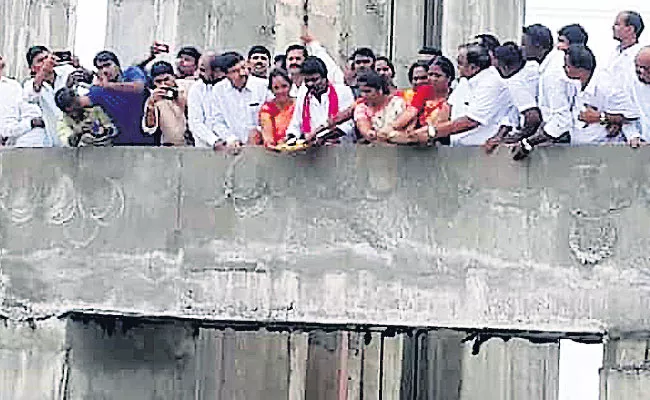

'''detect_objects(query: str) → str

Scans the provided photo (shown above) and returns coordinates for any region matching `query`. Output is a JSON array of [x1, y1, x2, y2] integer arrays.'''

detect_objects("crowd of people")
[[0, 10, 648, 160]]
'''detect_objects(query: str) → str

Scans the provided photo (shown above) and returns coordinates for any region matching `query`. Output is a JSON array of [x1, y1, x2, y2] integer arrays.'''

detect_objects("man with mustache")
[[285, 56, 354, 144], [285, 29, 345, 97], [247, 45, 272, 79], [212, 52, 270, 147]]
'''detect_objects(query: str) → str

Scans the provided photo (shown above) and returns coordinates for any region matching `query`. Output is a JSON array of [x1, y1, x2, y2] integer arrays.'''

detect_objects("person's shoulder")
[[2, 77, 23, 91], [122, 66, 147, 82], [248, 76, 268, 88]]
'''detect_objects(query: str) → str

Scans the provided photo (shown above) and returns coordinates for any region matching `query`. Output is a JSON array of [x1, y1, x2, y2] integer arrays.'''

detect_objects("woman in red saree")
[[257, 69, 296, 147], [382, 56, 455, 145]]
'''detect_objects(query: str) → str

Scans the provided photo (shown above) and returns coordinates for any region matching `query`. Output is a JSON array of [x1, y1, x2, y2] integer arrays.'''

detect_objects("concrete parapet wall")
[[0, 147, 649, 333]]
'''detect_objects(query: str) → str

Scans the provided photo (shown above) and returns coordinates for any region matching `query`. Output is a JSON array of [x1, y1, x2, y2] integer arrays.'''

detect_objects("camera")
[[162, 87, 178, 100]]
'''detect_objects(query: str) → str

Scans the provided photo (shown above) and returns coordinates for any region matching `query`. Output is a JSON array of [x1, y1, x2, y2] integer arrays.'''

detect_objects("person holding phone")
[[142, 61, 189, 146], [22, 45, 76, 146]]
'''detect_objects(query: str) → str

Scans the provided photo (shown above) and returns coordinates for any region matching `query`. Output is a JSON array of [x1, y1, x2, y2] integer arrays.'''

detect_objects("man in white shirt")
[[486, 42, 541, 150], [285, 30, 345, 97], [628, 46, 650, 148], [604, 11, 644, 86], [0, 55, 50, 147], [187, 52, 223, 148], [22, 46, 73, 147], [563, 45, 638, 145], [426, 44, 512, 146], [512, 24, 577, 160], [448, 44, 472, 121], [285, 56, 355, 143], [210, 52, 271, 147]]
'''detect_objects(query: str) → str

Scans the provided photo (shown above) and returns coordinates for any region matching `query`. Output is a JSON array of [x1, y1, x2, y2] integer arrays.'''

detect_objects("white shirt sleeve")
[[542, 75, 576, 138], [285, 93, 305, 139], [212, 88, 233, 143], [0, 82, 38, 140], [307, 41, 345, 85], [334, 85, 355, 137], [187, 84, 219, 147]]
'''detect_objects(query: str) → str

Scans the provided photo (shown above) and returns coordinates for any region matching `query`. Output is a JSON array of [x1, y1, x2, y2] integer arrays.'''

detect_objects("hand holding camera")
[[150, 86, 178, 104]]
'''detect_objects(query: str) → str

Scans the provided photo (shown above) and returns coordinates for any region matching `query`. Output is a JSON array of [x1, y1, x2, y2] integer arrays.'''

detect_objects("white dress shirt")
[[187, 80, 220, 148], [537, 50, 578, 139], [213, 76, 271, 144], [286, 84, 355, 140], [502, 60, 540, 128], [451, 67, 513, 146], [627, 77, 650, 141], [602, 43, 641, 88], [289, 41, 345, 97], [22, 70, 70, 147], [448, 77, 471, 120], [0, 77, 50, 147], [570, 73, 639, 145]]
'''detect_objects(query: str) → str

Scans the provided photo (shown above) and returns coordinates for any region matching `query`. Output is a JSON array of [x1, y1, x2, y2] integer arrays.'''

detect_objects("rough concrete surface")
[[0, 319, 68, 400], [58, 317, 560, 399], [1, 147, 650, 334]]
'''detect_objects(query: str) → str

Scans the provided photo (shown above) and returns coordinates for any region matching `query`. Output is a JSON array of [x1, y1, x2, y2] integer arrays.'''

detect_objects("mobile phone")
[[154, 42, 170, 54], [54, 51, 72, 63]]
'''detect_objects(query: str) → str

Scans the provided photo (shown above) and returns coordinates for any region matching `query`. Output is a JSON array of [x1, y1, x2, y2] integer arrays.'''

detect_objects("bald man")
[[187, 51, 225, 148], [627, 46, 650, 148]]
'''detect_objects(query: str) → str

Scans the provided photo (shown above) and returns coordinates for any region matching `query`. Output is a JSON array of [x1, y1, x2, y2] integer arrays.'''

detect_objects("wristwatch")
[[521, 138, 533, 152], [427, 124, 437, 144], [599, 112, 608, 125]]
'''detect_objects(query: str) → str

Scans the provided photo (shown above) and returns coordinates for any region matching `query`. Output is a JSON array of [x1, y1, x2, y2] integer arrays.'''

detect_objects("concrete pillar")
[[0, 319, 68, 400], [460, 337, 560, 400], [601, 337, 650, 400], [0, 0, 77, 80], [441, 0, 524, 59]]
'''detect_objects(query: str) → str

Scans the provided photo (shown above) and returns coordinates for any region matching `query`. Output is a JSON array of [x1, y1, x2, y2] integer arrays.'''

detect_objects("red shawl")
[[301, 83, 339, 134]]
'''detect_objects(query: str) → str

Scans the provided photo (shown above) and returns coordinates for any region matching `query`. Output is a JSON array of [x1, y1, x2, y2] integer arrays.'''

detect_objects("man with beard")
[[187, 51, 225, 148], [627, 46, 650, 148], [212, 52, 270, 147], [76, 50, 153, 145], [247, 45, 272, 79], [285, 56, 355, 143], [285, 30, 345, 96]]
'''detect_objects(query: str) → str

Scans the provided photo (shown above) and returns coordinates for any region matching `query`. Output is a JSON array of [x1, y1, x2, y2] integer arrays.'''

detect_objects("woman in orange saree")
[[257, 69, 296, 147]]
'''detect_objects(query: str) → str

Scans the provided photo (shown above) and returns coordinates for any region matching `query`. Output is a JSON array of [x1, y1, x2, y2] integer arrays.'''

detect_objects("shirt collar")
[[468, 66, 495, 85], [226, 77, 253, 93]]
